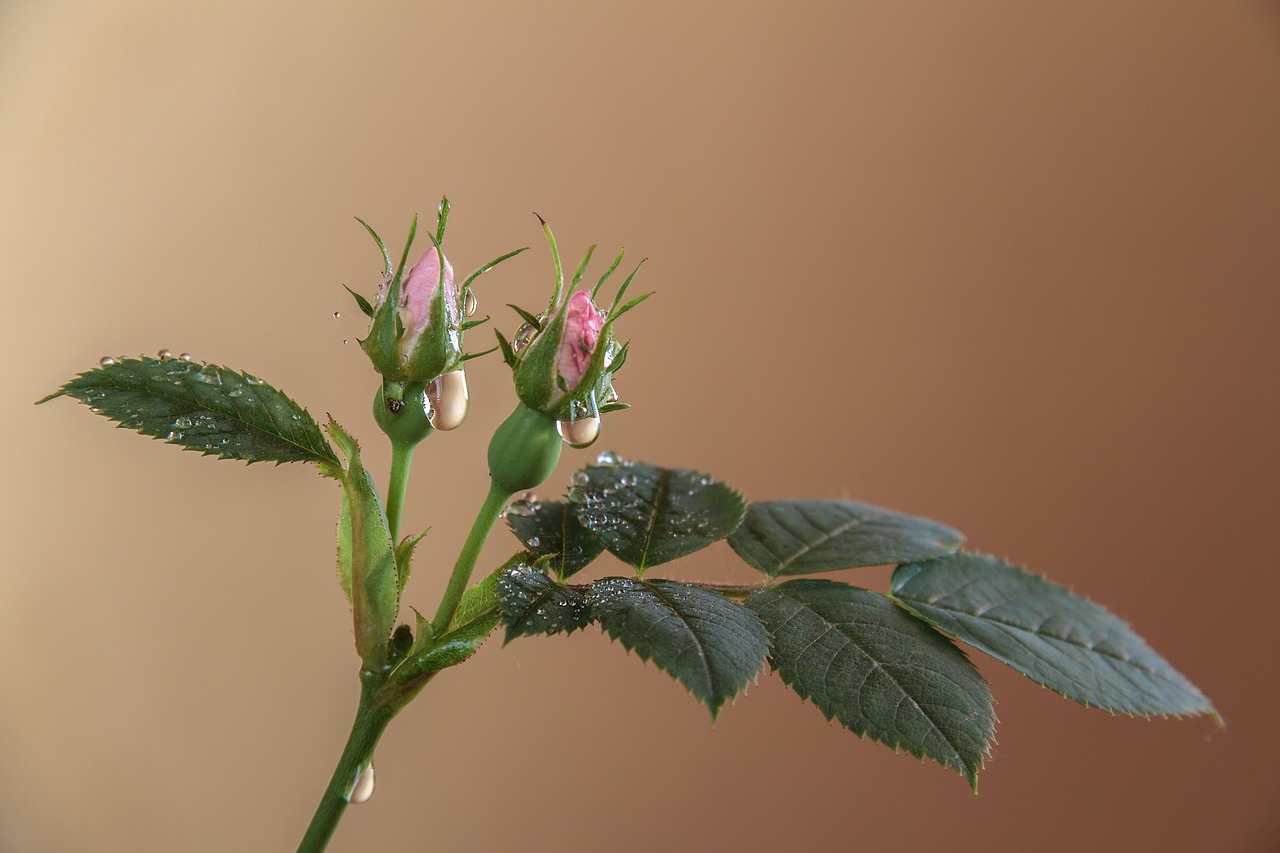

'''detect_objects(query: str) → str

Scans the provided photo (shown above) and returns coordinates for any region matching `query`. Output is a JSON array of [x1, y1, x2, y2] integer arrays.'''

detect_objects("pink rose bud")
[[398, 247, 457, 360], [555, 290, 606, 396]]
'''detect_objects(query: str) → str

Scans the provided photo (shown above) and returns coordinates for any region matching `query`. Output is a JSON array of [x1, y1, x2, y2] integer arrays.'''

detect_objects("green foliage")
[[729, 500, 963, 578], [498, 564, 593, 641], [41, 356, 338, 470], [591, 577, 770, 719], [328, 421, 400, 669], [747, 579, 995, 788], [890, 553, 1217, 718], [569, 460, 746, 573], [505, 499, 605, 579]]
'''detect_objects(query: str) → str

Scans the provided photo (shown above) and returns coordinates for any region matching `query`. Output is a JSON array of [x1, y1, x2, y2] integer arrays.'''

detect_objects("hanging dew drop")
[[512, 323, 536, 353], [98, 356, 116, 366], [463, 289, 478, 317], [557, 416, 601, 449], [426, 369, 469, 431], [348, 762, 375, 804]]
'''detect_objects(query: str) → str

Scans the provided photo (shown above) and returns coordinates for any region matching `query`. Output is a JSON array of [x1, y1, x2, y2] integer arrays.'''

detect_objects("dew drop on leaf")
[[157, 349, 173, 360], [98, 356, 116, 366]]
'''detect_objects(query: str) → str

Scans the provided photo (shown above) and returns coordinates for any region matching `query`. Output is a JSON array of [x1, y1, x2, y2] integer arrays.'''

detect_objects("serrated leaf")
[[41, 357, 338, 469], [328, 421, 399, 669], [746, 579, 994, 788], [498, 564, 592, 641], [506, 499, 605, 580], [569, 462, 746, 572], [890, 553, 1216, 718], [590, 577, 769, 719], [729, 500, 963, 578]]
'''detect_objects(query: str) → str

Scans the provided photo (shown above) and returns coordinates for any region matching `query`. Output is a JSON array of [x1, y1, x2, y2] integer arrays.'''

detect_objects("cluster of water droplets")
[[504, 492, 542, 519], [501, 565, 589, 635]]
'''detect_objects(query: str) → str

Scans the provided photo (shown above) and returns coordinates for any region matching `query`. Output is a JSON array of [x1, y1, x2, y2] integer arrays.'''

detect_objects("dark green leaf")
[[506, 498, 605, 580], [890, 553, 1216, 718], [747, 579, 994, 788], [729, 500, 963, 578], [591, 577, 769, 719], [498, 564, 592, 642], [569, 461, 746, 572], [329, 421, 399, 669], [41, 356, 338, 470]]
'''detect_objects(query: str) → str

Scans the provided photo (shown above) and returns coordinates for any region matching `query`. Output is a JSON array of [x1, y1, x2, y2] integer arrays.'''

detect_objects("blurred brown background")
[[2, 2, 1277, 851]]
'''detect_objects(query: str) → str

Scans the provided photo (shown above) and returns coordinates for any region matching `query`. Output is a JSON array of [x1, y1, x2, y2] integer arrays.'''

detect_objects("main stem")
[[385, 441, 415, 544], [297, 684, 397, 853], [431, 481, 511, 630]]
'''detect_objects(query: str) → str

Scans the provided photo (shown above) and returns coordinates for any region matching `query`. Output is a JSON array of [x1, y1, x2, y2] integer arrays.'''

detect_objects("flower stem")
[[431, 481, 510, 631], [297, 684, 397, 853], [385, 440, 415, 544]]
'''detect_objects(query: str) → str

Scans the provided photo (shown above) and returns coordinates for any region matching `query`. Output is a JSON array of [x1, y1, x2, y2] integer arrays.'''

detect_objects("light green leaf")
[[729, 500, 962, 578], [569, 461, 746, 573], [890, 553, 1217, 718], [591, 577, 769, 719], [40, 356, 338, 470], [328, 420, 399, 669], [506, 499, 605, 580], [498, 564, 592, 642], [747, 579, 994, 788]]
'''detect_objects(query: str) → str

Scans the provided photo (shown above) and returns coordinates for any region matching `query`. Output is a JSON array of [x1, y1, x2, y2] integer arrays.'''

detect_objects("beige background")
[[2, 2, 1278, 851]]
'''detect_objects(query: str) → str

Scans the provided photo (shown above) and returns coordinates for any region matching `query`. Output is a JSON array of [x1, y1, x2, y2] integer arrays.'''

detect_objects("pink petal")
[[556, 290, 605, 392], [399, 247, 456, 355]]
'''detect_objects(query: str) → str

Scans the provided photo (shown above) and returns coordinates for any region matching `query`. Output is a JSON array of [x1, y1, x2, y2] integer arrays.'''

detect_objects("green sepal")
[[344, 284, 374, 318], [361, 215, 419, 381], [487, 402, 563, 496], [395, 530, 428, 592], [328, 419, 400, 670]]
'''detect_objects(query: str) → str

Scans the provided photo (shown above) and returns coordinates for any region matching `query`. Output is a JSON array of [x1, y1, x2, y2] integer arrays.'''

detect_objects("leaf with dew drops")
[[498, 564, 593, 642], [39, 355, 338, 472], [505, 498, 605, 580], [568, 458, 746, 573]]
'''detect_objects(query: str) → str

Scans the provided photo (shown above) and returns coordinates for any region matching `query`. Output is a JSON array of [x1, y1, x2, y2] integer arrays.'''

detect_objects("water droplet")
[[173, 417, 193, 429], [557, 416, 601, 449], [512, 323, 537, 353], [178, 352, 192, 361], [332, 311, 341, 319], [157, 349, 173, 360], [244, 374, 263, 385], [527, 536, 542, 549], [166, 430, 184, 441], [595, 450, 624, 466], [228, 388, 243, 398], [342, 339, 349, 345], [426, 369, 469, 431], [98, 356, 116, 366], [570, 470, 590, 487], [195, 365, 221, 384], [348, 762, 375, 804], [463, 289, 478, 317], [506, 500, 536, 518]]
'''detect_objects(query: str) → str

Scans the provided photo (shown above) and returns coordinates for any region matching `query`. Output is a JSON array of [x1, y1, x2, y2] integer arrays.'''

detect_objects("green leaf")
[[889, 553, 1217, 718], [729, 500, 963, 578], [40, 356, 338, 470], [590, 577, 770, 719], [746, 579, 994, 788], [328, 420, 399, 669], [569, 461, 746, 573], [506, 498, 605, 580], [498, 564, 592, 642]]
